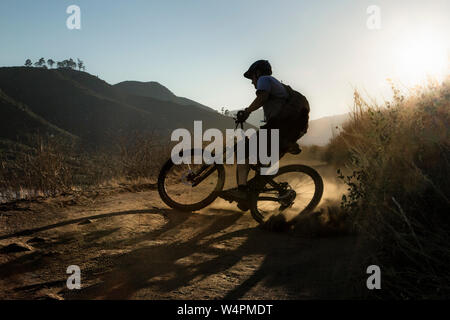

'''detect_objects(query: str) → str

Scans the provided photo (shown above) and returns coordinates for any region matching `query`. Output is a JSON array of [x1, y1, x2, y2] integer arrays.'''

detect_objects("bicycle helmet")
[[243, 60, 272, 79]]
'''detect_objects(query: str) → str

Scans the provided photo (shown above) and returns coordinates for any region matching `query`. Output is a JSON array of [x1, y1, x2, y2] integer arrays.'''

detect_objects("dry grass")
[[0, 132, 171, 202], [116, 130, 170, 180], [324, 77, 450, 298]]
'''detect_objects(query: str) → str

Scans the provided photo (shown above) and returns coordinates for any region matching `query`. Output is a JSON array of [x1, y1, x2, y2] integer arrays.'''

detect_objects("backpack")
[[280, 84, 310, 131]]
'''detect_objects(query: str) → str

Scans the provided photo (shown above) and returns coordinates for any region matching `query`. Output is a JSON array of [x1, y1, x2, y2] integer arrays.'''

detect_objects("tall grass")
[[0, 132, 170, 202], [325, 77, 450, 298], [116, 130, 170, 181]]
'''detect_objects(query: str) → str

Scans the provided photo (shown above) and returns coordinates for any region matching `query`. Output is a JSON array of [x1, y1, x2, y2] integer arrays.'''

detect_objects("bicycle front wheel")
[[157, 150, 225, 212], [249, 165, 323, 224]]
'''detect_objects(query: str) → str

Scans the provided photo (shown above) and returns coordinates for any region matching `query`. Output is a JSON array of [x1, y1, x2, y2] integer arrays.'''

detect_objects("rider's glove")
[[236, 109, 250, 123]]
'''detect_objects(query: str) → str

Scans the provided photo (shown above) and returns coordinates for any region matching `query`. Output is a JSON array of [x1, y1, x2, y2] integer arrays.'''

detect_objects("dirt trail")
[[0, 162, 366, 299]]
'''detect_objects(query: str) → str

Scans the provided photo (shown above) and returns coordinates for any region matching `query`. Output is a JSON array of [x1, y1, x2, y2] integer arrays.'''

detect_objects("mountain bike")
[[157, 112, 324, 224]]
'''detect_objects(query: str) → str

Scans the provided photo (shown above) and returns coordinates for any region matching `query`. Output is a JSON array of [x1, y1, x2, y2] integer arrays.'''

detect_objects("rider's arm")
[[245, 90, 270, 113]]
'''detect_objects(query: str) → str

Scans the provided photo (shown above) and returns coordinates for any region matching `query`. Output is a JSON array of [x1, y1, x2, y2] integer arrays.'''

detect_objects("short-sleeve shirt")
[[256, 76, 288, 98], [256, 76, 289, 121]]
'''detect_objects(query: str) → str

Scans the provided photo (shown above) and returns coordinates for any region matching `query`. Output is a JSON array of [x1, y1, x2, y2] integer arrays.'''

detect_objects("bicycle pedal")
[[218, 193, 235, 203], [237, 201, 250, 212], [218, 189, 248, 203]]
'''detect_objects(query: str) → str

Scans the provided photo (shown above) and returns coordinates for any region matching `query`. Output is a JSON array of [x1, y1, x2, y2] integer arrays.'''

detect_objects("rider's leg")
[[221, 163, 250, 201], [220, 132, 254, 200], [235, 130, 256, 187], [237, 164, 250, 186], [273, 116, 304, 155]]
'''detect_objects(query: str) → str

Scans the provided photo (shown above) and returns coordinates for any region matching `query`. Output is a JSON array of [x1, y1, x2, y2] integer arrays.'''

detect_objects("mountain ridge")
[[0, 67, 234, 148], [114, 80, 215, 113]]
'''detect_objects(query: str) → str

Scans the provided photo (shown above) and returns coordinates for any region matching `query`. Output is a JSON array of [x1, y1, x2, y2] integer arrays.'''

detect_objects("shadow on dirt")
[[68, 210, 362, 299], [0, 205, 364, 299], [0, 209, 169, 240]]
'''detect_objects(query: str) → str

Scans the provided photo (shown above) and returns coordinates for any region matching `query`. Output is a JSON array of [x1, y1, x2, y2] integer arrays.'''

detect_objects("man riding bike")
[[221, 60, 310, 202]]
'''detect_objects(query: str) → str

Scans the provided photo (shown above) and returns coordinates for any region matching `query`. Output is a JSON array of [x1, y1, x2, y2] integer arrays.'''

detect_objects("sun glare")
[[392, 29, 449, 86]]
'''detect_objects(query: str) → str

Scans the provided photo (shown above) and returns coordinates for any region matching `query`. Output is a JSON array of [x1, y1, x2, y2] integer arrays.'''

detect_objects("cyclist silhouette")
[[221, 60, 309, 201]]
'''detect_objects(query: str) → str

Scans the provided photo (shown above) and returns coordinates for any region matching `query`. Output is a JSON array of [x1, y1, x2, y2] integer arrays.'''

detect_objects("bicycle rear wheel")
[[157, 150, 225, 211], [249, 165, 323, 224]]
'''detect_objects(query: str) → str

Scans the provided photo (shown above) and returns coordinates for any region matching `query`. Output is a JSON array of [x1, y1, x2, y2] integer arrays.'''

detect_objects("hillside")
[[0, 89, 77, 144], [114, 81, 215, 113], [0, 67, 234, 148]]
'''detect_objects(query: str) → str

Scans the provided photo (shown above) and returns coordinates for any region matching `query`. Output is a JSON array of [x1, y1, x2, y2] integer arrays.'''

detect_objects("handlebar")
[[234, 110, 248, 129]]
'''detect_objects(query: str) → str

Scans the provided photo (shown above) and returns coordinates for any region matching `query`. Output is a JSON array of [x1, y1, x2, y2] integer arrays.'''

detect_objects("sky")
[[1, 0, 449, 120]]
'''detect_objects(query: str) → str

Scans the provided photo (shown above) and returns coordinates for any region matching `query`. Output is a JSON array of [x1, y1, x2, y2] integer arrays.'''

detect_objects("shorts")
[[235, 113, 307, 163]]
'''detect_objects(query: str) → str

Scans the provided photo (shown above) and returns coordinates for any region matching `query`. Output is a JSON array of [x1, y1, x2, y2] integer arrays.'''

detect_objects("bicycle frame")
[[183, 119, 289, 204]]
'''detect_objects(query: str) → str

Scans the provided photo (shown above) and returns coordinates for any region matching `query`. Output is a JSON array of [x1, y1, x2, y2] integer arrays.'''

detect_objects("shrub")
[[328, 77, 450, 298]]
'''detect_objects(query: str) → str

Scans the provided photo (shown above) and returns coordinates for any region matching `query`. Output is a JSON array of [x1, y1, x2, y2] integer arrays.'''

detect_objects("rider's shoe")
[[287, 143, 302, 155], [237, 201, 250, 212], [220, 185, 249, 202]]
